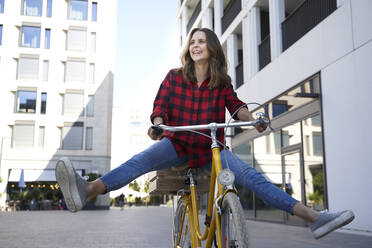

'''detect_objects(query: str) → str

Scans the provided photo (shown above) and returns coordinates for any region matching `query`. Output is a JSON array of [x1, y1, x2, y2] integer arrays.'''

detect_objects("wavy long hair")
[[180, 28, 231, 89]]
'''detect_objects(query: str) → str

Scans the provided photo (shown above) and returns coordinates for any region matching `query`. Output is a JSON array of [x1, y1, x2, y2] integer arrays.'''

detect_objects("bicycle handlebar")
[[156, 118, 269, 132]]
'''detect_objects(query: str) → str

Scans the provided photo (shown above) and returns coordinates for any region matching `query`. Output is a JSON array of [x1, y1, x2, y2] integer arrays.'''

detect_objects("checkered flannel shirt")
[[151, 69, 246, 168]]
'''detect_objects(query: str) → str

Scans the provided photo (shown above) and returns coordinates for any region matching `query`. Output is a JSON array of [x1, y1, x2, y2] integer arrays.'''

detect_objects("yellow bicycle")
[[158, 117, 267, 248]]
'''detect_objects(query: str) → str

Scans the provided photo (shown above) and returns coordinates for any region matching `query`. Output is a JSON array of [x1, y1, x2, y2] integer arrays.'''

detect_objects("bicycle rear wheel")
[[220, 192, 250, 248], [173, 197, 192, 248]]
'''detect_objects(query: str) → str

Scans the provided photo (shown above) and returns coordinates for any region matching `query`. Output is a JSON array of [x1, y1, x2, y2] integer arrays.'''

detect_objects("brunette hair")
[[180, 28, 231, 89]]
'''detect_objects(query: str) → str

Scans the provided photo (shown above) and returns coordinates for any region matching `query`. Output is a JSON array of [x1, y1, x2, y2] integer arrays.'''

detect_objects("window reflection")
[[254, 135, 283, 221]]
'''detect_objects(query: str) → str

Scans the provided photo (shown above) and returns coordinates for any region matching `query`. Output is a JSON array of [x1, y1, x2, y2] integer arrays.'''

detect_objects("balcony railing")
[[221, 0, 242, 34], [235, 62, 244, 88], [259, 35, 271, 70], [186, 1, 202, 34], [282, 0, 337, 51]]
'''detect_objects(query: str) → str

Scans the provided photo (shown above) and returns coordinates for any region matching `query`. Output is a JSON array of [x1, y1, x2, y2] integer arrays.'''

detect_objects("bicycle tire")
[[173, 197, 192, 248], [220, 192, 250, 248]]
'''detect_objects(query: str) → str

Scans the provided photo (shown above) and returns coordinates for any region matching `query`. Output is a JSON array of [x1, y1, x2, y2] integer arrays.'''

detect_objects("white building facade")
[[0, 0, 117, 209], [177, 0, 372, 233]]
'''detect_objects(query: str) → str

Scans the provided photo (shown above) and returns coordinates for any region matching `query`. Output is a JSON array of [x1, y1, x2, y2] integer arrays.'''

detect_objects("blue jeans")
[[101, 138, 298, 214]]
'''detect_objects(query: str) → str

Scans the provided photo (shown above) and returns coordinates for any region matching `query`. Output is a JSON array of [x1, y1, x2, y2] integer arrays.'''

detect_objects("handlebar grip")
[[151, 125, 163, 135]]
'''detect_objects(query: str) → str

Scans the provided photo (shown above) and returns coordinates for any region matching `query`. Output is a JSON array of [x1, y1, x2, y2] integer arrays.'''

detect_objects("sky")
[[114, 1, 180, 112]]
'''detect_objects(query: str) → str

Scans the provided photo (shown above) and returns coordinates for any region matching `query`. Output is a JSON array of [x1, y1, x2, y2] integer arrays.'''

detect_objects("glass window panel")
[[311, 115, 321, 126], [281, 122, 301, 147], [46, 0, 52, 17], [89, 63, 95, 83], [274, 131, 281, 154], [24, 0, 42, 16], [12, 124, 35, 148], [69, 0, 88, 20], [90, 32, 96, 52], [232, 141, 254, 218], [0, 0, 4, 13], [273, 102, 288, 118], [44, 29, 51, 49], [18, 57, 39, 80], [62, 123, 83, 150], [65, 60, 85, 82], [302, 115, 325, 211], [0, 25, 3, 46], [85, 127, 92, 150], [17, 91, 36, 113], [87, 95, 94, 117], [312, 132, 323, 156], [253, 135, 283, 221], [22, 26, 41, 48], [43, 60, 49, 81], [41, 92, 47, 114], [67, 29, 86, 51], [38, 126, 45, 147], [92, 2, 97, 21], [63, 93, 84, 116]]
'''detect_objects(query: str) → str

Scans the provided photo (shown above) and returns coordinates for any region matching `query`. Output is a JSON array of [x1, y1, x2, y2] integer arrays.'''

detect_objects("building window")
[[12, 123, 35, 148], [46, 0, 52, 17], [62, 122, 83, 150], [65, 60, 85, 82], [41, 92, 47, 114], [39, 126, 45, 148], [273, 102, 288, 118], [86, 95, 94, 117], [44, 28, 51, 49], [21, 26, 41, 48], [0, 25, 2, 46], [43, 60, 49, 81], [67, 29, 86, 51], [85, 127, 92, 150], [0, 0, 4, 13], [89, 63, 95, 83], [69, 0, 88, 20], [92, 2, 97, 22], [90, 32, 96, 52], [312, 132, 323, 156], [16, 90, 37, 113], [18, 57, 39, 80], [23, 0, 42, 16], [63, 92, 84, 116]]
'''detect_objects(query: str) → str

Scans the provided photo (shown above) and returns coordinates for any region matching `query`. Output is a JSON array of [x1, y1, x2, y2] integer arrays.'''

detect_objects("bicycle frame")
[[161, 121, 263, 248]]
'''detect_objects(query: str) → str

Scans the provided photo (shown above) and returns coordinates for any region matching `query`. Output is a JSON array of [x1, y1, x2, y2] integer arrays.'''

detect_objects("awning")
[[8, 169, 82, 182]]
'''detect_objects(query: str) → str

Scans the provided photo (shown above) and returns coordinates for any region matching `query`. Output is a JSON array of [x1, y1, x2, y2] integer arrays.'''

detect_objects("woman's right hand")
[[147, 126, 164, 140]]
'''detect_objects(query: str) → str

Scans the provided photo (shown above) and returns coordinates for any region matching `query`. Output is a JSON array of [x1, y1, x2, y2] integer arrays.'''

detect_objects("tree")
[[129, 180, 140, 192]]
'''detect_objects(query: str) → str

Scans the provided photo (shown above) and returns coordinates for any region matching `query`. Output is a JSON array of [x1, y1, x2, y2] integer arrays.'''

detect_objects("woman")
[[56, 28, 354, 239]]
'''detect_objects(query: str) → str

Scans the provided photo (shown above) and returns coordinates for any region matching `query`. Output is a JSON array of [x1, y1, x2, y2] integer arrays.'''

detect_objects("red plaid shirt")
[[151, 69, 246, 167]]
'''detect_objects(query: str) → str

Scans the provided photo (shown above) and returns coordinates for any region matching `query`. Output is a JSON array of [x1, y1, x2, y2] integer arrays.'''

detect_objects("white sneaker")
[[311, 210, 355, 239], [55, 157, 87, 212]]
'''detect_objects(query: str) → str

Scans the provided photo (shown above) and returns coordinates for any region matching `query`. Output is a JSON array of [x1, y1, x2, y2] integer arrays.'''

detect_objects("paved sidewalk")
[[0, 207, 371, 248]]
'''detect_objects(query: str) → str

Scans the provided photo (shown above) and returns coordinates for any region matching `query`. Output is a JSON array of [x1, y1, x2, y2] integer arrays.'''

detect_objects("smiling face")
[[189, 31, 210, 64]]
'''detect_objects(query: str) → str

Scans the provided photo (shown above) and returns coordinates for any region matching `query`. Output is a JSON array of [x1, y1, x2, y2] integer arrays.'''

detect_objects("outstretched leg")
[[219, 149, 354, 239], [56, 138, 187, 212]]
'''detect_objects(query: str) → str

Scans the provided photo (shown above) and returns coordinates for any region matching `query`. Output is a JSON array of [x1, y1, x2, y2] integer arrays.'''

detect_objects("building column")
[[247, 7, 261, 77], [202, 7, 214, 30], [242, 16, 250, 81], [269, 0, 285, 61], [227, 34, 238, 89], [214, 0, 223, 37], [182, 5, 189, 42], [177, 17, 183, 48]]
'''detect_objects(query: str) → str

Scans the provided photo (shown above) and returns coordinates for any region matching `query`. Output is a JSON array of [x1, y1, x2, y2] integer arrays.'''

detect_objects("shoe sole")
[[313, 210, 355, 239], [55, 157, 83, 212]]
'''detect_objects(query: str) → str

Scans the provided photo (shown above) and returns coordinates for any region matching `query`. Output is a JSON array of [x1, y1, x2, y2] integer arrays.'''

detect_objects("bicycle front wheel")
[[220, 192, 250, 248], [173, 197, 192, 248]]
